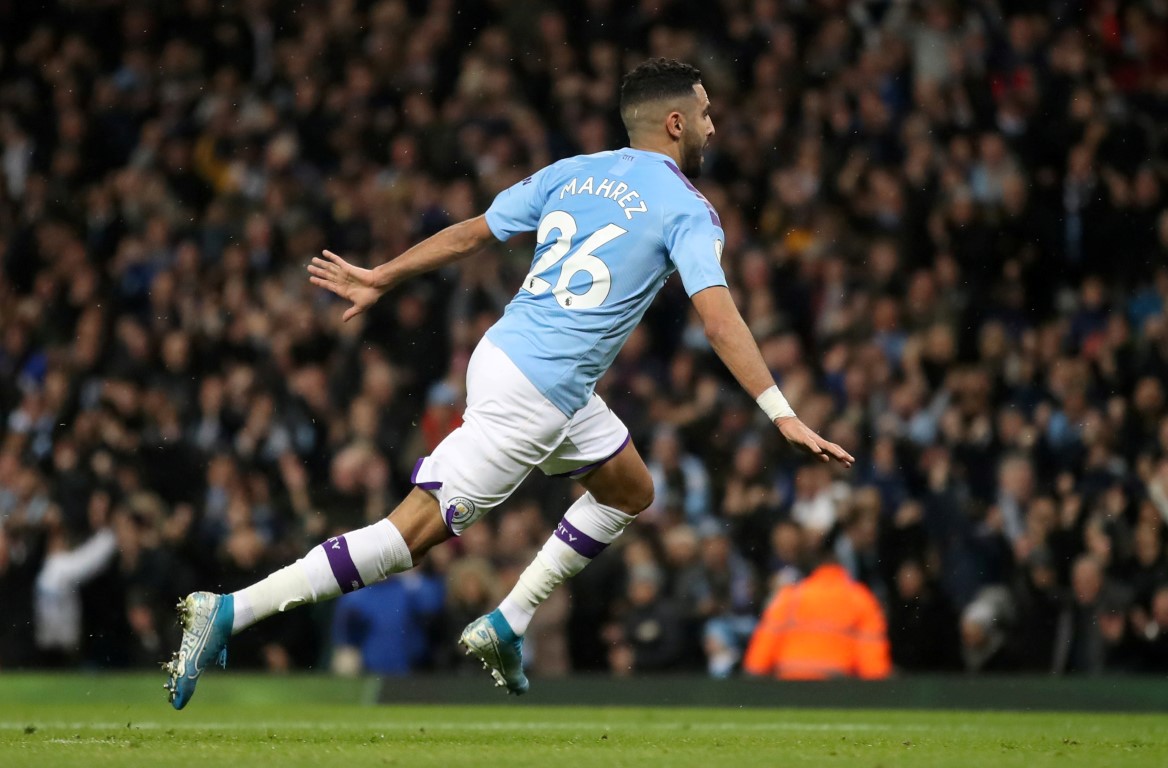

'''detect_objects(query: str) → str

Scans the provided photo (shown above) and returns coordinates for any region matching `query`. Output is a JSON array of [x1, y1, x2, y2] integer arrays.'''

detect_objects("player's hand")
[[775, 416, 854, 468], [307, 250, 382, 322]]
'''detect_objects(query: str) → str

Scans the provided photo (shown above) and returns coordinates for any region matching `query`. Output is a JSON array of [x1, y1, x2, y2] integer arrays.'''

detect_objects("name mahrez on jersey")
[[559, 177, 649, 220]]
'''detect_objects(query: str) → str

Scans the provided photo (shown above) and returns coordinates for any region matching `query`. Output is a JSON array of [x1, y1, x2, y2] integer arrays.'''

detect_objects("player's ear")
[[666, 110, 685, 140]]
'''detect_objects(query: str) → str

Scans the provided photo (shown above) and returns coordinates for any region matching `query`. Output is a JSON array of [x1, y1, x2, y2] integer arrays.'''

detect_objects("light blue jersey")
[[484, 148, 727, 416]]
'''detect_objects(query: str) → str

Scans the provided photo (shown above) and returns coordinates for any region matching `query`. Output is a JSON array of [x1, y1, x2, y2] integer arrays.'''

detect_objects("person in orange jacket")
[[743, 527, 891, 680]]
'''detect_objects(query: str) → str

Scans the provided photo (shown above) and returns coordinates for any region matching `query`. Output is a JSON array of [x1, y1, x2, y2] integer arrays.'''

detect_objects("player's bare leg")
[[522, 441, 656, 626], [577, 439, 656, 513], [165, 489, 449, 709], [385, 487, 456, 560], [463, 440, 653, 694]]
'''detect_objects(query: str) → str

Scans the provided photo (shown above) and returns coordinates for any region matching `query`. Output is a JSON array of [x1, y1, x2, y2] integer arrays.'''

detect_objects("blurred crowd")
[[2, 0, 1168, 679]]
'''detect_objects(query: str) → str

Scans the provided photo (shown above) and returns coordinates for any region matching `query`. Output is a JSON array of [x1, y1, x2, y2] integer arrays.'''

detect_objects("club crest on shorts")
[[446, 496, 478, 528]]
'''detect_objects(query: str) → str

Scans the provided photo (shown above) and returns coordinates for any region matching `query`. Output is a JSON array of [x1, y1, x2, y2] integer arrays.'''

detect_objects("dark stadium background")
[[1, 0, 1167, 682]]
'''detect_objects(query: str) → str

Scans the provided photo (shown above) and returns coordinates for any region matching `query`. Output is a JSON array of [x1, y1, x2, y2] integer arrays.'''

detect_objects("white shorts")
[[410, 337, 629, 535]]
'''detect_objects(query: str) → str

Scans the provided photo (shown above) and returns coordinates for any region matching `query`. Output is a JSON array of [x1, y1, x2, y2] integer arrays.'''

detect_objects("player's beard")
[[679, 131, 705, 179]]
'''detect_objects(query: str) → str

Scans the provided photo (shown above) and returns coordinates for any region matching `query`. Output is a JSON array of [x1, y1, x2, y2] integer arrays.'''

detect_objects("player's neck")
[[629, 139, 681, 166]]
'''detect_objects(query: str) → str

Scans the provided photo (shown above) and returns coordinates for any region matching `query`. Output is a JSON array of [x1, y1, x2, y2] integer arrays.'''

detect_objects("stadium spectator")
[[887, 558, 960, 672], [1133, 585, 1168, 672], [609, 562, 687, 675], [1, 0, 1167, 680], [645, 425, 712, 527], [34, 506, 117, 666], [1060, 554, 1135, 674], [330, 570, 444, 676], [743, 529, 891, 680], [959, 586, 1017, 674], [1009, 547, 1071, 673]]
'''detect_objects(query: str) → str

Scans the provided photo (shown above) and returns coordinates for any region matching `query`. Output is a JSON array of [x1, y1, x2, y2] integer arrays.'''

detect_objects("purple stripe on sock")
[[323, 536, 365, 593], [554, 518, 607, 559], [410, 457, 442, 491], [553, 433, 632, 478]]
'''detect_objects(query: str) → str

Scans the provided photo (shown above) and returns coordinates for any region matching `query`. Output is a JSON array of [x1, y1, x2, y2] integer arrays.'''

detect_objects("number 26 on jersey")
[[522, 211, 626, 310]]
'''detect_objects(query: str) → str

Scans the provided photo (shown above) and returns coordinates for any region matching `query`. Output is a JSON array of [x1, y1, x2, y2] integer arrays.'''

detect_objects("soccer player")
[[164, 58, 853, 708]]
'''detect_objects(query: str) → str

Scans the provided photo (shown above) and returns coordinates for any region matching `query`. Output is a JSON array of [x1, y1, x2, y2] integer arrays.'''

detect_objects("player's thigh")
[[412, 338, 567, 535]]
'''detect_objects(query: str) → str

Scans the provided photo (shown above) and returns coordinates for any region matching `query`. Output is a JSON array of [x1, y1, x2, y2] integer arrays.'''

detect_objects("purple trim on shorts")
[[554, 519, 607, 559], [323, 535, 365, 593], [410, 457, 442, 491], [663, 160, 722, 227], [553, 433, 632, 478], [442, 504, 460, 537]]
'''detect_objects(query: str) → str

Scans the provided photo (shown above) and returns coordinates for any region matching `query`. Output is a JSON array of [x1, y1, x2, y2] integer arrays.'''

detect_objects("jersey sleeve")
[[484, 163, 558, 241], [664, 201, 728, 296]]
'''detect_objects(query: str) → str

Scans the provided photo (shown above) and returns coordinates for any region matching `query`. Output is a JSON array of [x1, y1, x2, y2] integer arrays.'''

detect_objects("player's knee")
[[632, 482, 655, 515], [623, 477, 654, 516], [593, 477, 653, 516]]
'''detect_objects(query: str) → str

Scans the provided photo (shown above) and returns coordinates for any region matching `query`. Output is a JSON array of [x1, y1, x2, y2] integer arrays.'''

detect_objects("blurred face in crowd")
[[663, 526, 699, 567], [960, 615, 989, 651], [1025, 497, 1056, 542], [701, 533, 730, 571], [651, 428, 682, 468], [770, 521, 802, 565], [998, 456, 1034, 501], [1072, 557, 1102, 606], [1098, 608, 1126, 643], [449, 561, 493, 608], [1134, 376, 1164, 416], [1134, 524, 1162, 566], [629, 569, 661, 607], [1028, 561, 1057, 591], [733, 440, 765, 479], [1152, 588, 1168, 627], [794, 464, 829, 498], [896, 560, 925, 601], [848, 511, 878, 551]]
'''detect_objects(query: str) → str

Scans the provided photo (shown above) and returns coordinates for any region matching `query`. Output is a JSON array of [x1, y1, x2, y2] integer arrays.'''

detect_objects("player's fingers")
[[836, 443, 856, 465], [310, 277, 347, 299], [342, 305, 365, 322], [798, 435, 828, 460], [322, 249, 345, 265], [312, 257, 340, 276], [307, 263, 331, 279], [822, 440, 854, 467]]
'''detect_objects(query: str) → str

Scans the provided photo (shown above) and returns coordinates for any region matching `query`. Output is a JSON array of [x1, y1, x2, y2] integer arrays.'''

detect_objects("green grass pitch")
[[0, 674, 1163, 767]]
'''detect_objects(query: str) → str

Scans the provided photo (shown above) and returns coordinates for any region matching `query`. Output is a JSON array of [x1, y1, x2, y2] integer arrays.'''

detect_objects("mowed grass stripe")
[[1, 676, 1166, 768], [0, 719, 904, 732]]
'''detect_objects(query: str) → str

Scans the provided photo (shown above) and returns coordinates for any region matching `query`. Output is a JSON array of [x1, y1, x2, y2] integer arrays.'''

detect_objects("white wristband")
[[756, 385, 795, 421]]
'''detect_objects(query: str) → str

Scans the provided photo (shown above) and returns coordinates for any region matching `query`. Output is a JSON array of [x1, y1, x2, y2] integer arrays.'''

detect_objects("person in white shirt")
[[34, 509, 117, 665]]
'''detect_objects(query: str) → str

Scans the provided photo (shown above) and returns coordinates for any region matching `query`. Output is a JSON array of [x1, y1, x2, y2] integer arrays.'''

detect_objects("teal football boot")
[[163, 592, 233, 710], [459, 609, 529, 695]]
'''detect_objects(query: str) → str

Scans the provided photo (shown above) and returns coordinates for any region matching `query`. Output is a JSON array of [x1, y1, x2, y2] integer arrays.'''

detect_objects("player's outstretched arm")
[[690, 285, 854, 468], [309, 215, 495, 321]]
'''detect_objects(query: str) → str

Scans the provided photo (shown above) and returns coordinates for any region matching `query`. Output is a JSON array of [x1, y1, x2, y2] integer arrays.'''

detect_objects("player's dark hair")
[[619, 58, 702, 122]]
